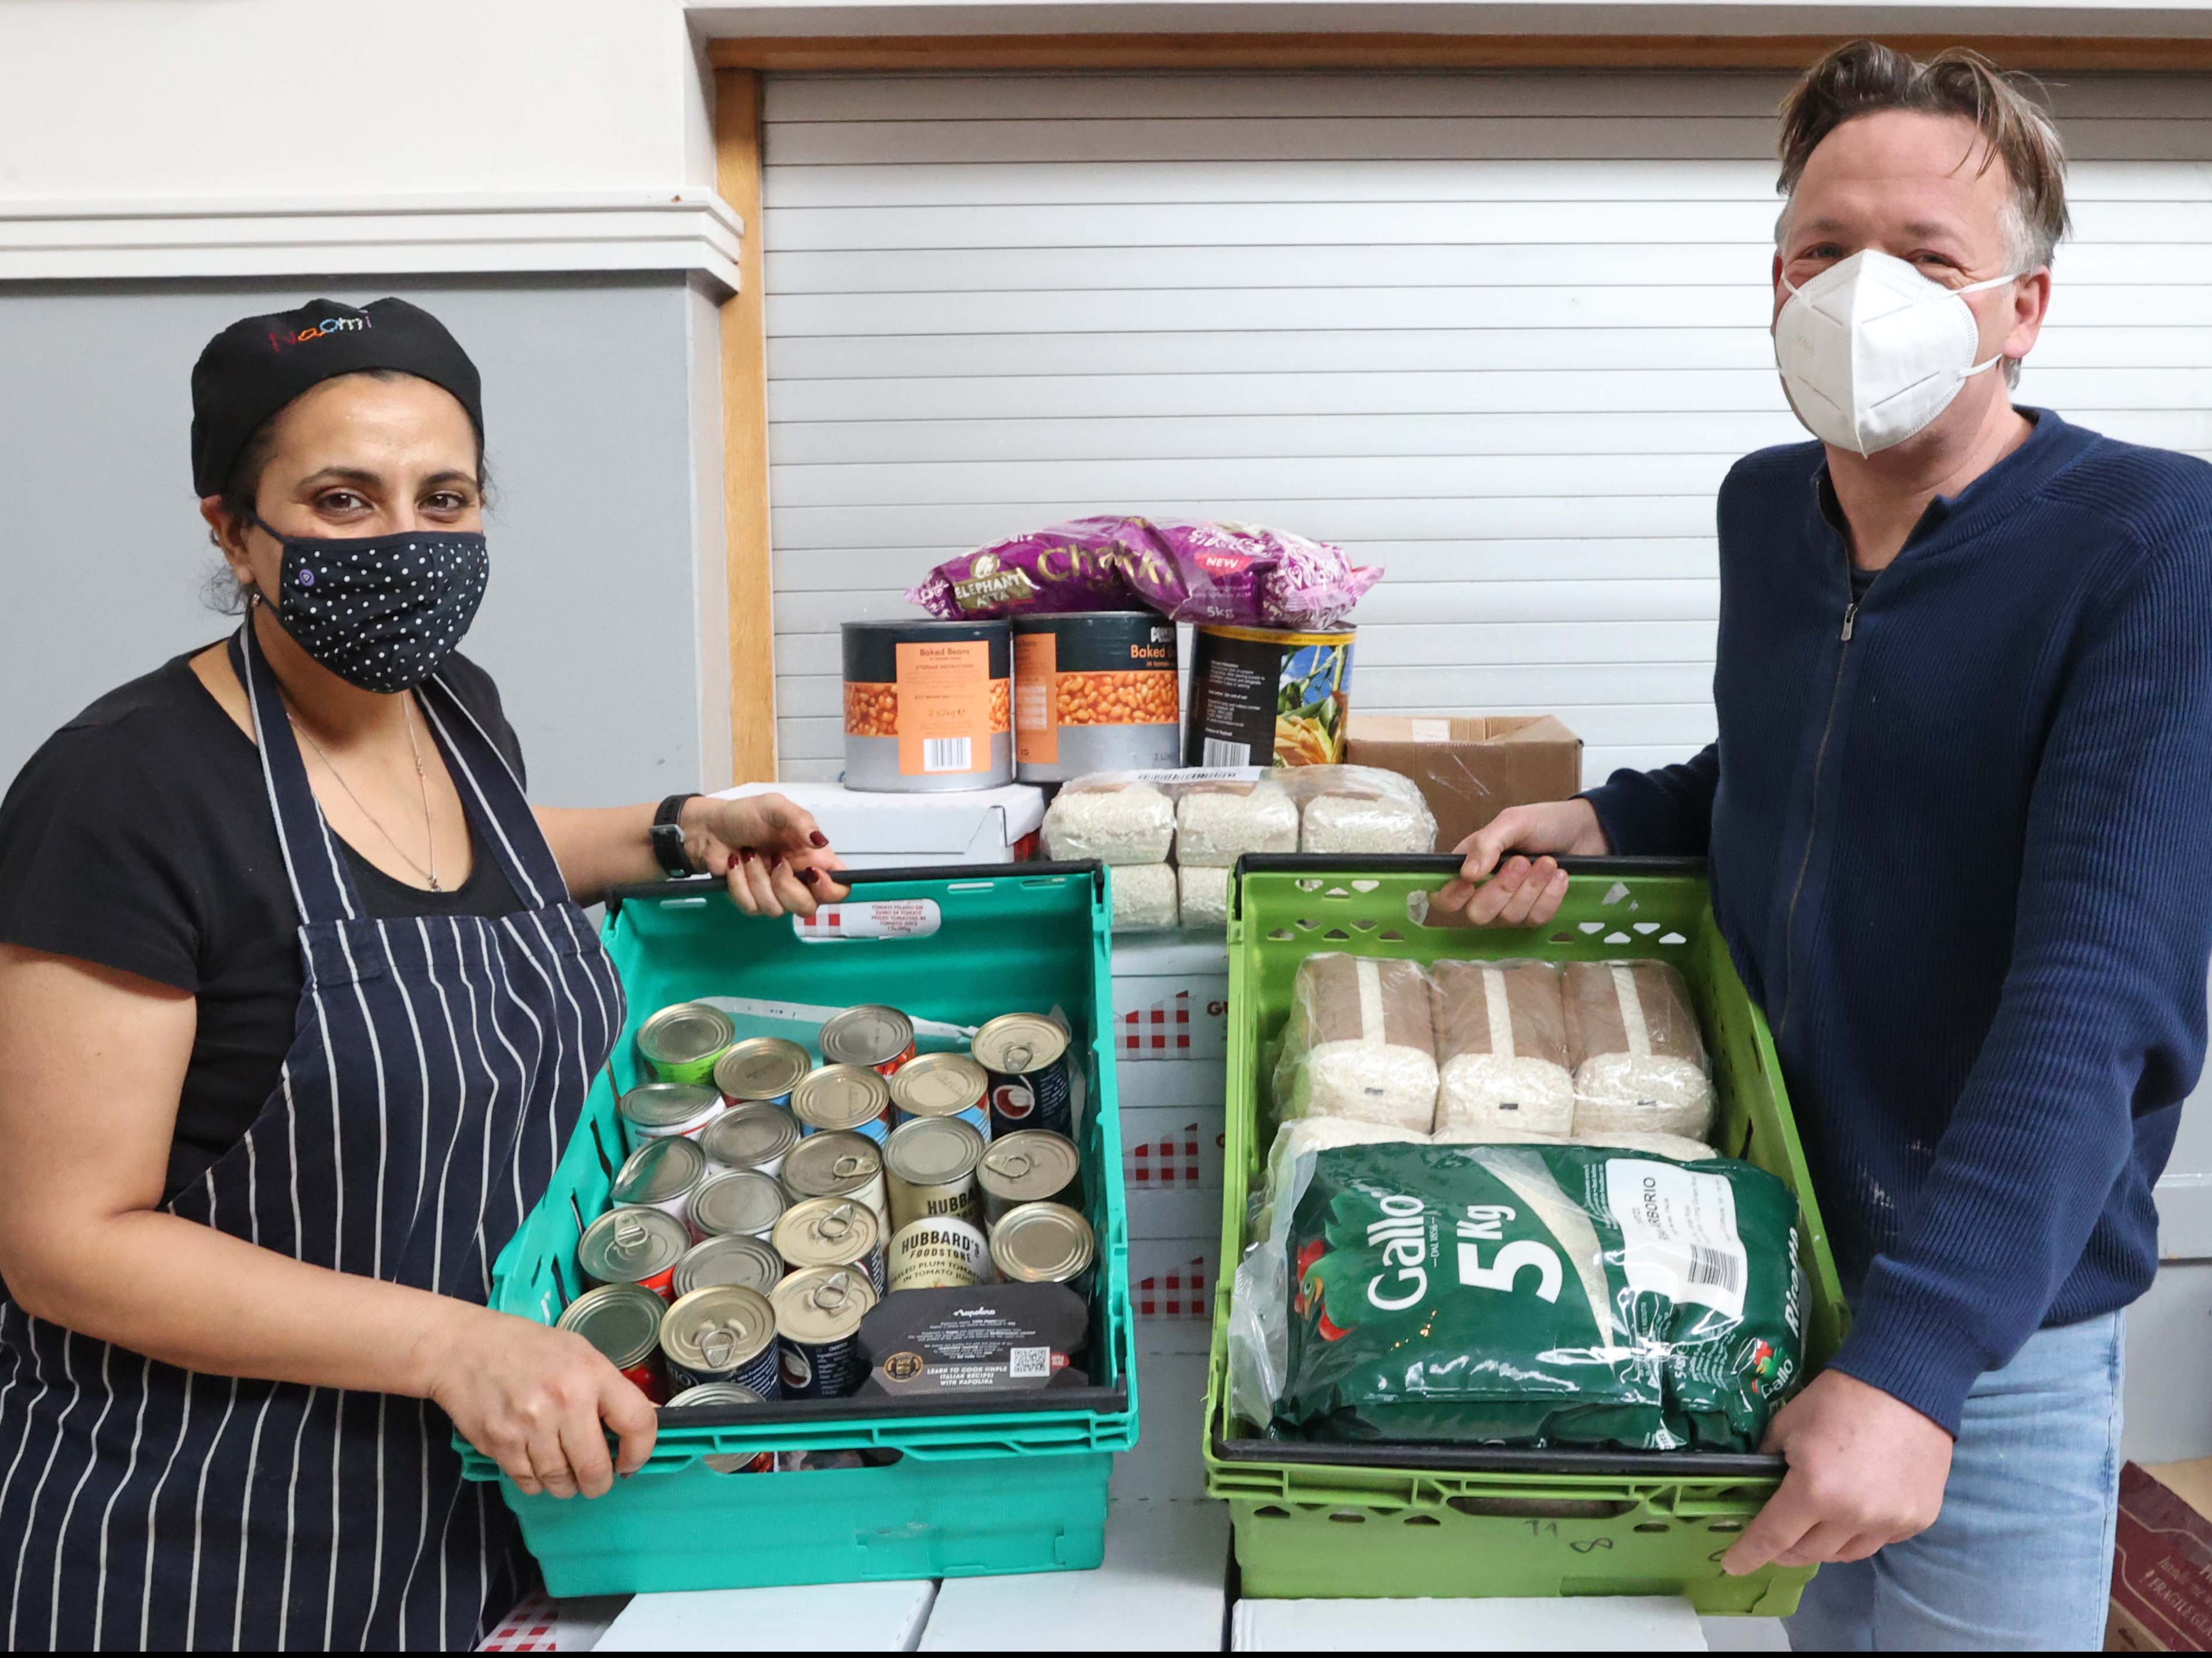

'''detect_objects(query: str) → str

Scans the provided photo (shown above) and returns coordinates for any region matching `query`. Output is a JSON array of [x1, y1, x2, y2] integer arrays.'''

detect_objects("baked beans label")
[[1013, 631, 1060, 764], [1015, 629, 1178, 764], [893, 641, 998, 776]]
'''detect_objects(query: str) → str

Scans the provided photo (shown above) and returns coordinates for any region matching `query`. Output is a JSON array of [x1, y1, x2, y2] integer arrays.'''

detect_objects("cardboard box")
[[2111, 1459, 2212, 1650], [716, 780, 1044, 868], [1344, 714, 1583, 856]]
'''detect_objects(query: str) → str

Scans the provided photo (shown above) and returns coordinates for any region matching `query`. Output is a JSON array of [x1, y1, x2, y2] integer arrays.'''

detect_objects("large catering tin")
[[1183, 622, 1355, 768], [1012, 611, 1180, 781], [841, 619, 1012, 793]]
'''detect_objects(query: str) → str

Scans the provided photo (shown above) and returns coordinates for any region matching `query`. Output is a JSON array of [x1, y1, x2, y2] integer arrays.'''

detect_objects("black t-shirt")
[[0, 648, 530, 1200]]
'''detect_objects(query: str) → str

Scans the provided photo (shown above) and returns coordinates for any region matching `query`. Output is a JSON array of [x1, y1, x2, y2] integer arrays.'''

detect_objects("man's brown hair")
[[1776, 40, 2071, 271]]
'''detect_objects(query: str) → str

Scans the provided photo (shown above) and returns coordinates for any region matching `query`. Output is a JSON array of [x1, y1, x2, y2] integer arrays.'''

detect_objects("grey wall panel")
[[0, 272, 716, 807]]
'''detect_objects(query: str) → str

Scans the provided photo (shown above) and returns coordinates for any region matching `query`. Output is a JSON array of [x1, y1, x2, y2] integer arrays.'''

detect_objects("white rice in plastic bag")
[[1175, 780, 1298, 867], [1253, 1116, 1430, 1241], [1572, 1129, 1719, 1161], [1042, 780, 1174, 865], [1430, 959, 1575, 1138], [1108, 861, 1180, 932], [1272, 954, 1437, 1134], [1284, 765, 1438, 855], [1178, 864, 1232, 929], [1563, 959, 1717, 1140]]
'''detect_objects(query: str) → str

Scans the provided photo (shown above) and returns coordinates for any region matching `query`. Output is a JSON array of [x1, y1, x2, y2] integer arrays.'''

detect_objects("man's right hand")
[[1434, 798, 1609, 927]]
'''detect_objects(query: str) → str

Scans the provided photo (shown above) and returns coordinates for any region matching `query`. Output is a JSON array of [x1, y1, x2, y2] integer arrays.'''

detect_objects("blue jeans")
[[1784, 1310, 2126, 1651]]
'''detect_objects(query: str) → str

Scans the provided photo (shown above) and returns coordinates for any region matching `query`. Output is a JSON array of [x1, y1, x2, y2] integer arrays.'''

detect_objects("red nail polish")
[[739, 846, 756, 863], [799, 867, 822, 886], [809, 831, 828, 848]]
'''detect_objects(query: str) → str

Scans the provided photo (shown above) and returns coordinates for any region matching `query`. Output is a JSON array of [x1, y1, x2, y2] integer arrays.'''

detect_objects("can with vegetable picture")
[[1182, 623, 1355, 768]]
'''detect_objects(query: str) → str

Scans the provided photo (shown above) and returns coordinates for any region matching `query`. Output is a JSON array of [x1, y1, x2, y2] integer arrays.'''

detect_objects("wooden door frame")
[[708, 30, 2204, 781]]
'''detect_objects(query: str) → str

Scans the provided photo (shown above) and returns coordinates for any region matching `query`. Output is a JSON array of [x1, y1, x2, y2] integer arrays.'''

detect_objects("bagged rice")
[[1178, 864, 1232, 929], [1108, 861, 1179, 932], [1041, 779, 1176, 865], [1272, 954, 1437, 1133], [1429, 959, 1574, 1138], [1574, 1129, 1720, 1162], [1564, 960, 1717, 1140], [1253, 1116, 1429, 1242], [1176, 779, 1298, 867], [1287, 765, 1438, 854]]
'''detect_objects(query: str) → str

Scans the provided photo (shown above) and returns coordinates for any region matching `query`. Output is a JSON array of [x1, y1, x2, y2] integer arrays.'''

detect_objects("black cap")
[[189, 297, 484, 498]]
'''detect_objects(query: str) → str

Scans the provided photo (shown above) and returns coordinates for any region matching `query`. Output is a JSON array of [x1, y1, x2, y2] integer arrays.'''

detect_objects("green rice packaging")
[[1268, 1141, 1805, 1451]]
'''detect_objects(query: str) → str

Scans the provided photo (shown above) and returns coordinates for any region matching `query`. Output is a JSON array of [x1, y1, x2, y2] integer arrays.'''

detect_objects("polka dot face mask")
[[251, 516, 490, 693]]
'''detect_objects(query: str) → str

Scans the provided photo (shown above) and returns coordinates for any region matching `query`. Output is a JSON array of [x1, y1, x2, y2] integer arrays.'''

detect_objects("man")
[[1439, 41, 2212, 1649]]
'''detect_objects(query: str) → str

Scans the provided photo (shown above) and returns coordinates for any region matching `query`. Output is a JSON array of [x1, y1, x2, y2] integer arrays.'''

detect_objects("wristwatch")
[[650, 793, 702, 877]]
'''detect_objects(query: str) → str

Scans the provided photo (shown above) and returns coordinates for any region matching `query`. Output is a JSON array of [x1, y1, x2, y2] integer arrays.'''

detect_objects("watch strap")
[[650, 793, 702, 877]]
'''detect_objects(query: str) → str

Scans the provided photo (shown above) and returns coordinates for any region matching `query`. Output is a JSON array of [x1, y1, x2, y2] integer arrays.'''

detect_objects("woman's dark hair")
[[205, 367, 490, 613]]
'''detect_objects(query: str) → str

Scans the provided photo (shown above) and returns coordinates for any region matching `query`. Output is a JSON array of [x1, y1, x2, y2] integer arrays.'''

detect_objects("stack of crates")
[[461, 863, 1138, 1594], [1202, 855, 1850, 1616]]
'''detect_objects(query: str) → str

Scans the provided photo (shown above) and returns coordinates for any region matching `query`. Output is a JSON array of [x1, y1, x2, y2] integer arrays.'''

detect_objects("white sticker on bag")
[[792, 900, 941, 942], [1604, 1158, 1748, 1320]]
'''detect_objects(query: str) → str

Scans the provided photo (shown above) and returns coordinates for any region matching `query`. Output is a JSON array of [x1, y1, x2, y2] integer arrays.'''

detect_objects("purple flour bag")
[[907, 516, 1381, 630]]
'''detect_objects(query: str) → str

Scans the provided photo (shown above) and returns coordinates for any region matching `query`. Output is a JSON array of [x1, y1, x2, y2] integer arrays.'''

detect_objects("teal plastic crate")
[[459, 862, 1138, 1595]]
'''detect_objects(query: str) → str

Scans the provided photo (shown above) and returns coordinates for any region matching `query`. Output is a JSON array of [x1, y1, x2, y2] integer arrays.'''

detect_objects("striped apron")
[[0, 622, 624, 1650]]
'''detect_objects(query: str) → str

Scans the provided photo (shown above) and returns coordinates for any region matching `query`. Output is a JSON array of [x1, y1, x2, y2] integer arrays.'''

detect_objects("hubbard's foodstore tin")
[[557, 1284, 669, 1403], [713, 1036, 811, 1108], [618, 1082, 725, 1150], [988, 1201, 1096, 1301], [780, 1130, 890, 1231], [611, 1134, 707, 1223], [636, 1002, 736, 1086], [977, 1129, 1085, 1224], [773, 1196, 886, 1295], [882, 1116, 985, 1232], [671, 1233, 784, 1298], [793, 1064, 895, 1142], [659, 1284, 782, 1397], [842, 618, 1013, 794], [886, 1217, 992, 1291], [973, 1014, 1074, 1140], [889, 1051, 991, 1138], [700, 1101, 800, 1178], [687, 1170, 787, 1243], [578, 1206, 689, 1301], [819, 1005, 918, 1077], [771, 1265, 878, 1398]]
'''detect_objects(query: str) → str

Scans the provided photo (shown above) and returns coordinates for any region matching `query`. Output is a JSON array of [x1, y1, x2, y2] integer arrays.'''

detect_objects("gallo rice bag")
[[1276, 1141, 1805, 1451]]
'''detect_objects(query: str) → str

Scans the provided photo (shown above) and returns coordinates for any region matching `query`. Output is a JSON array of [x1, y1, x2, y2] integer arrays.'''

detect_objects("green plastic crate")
[[459, 863, 1138, 1596], [1202, 855, 1849, 1617]]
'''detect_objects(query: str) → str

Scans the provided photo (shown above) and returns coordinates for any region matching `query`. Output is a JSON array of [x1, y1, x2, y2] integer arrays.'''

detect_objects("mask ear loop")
[[1954, 270, 2022, 381]]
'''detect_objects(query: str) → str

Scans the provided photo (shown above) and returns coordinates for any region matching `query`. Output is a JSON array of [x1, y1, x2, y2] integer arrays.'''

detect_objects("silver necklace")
[[292, 696, 442, 891]]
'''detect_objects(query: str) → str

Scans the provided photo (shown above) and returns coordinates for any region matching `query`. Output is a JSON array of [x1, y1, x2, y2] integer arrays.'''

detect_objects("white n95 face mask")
[[1773, 250, 2017, 456]]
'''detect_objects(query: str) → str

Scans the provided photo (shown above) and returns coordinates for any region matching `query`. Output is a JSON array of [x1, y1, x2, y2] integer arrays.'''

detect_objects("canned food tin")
[[664, 1382, 780, 1471], [659, 1284, 782, 1398], [889, 1051, 991, 1138], [886, 1217, 994, 1291], [882, 1116, 985, 1232], [687, 1170, 788, 1243], [1184, 622, 1355, 768], [713, 1036, 812, 1108], [617, 1081, 725, 1150], [611, 1134, 708, 1223], [671, 1233, 784, 1299], [780, 1130, 890, 1231], [772, 1196, 886, 1295], [699, 1100, 801, 1179], [842, 618, 1013, 793], [578, 1206, 689, 1301], [636, 1002, 736, 1086], [972, 1013, 1075, 1140], [977, 1129, 1085, 1224], [665, 1381, 764, 1408], [819, 1006, 918, 1076], [771, 1265, 878, 1398], [557, 1284, 669, 1403], [792, 1064, 895, 1142], [988, 1201, 1097, 1301], [1012, 611, 1181, 782]]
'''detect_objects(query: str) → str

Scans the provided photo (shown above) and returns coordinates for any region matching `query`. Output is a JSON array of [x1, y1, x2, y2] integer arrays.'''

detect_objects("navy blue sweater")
[[1585, 411, 2212, 1434]]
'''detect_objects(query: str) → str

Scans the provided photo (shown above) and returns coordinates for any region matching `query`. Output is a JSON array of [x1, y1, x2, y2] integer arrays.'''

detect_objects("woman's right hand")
[[1434, 798, 1610, 928], [417, 1304, 657, 1499]]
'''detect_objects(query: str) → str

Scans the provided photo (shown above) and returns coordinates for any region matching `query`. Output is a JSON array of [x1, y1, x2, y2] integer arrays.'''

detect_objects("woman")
[[0, 297, 848, 1650]]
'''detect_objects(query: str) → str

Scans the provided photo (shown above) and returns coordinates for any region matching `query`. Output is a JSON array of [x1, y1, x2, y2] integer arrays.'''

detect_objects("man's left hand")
[[1721, 1368, 1952, 1575]]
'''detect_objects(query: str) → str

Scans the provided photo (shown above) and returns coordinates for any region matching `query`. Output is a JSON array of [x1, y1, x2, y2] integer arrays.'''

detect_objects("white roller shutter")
[[760, 70, 2212, 784]]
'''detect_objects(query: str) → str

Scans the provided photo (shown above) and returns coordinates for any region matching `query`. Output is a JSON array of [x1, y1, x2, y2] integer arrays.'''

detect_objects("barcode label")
[[1604, 1159, 1748, 1320], [1200, 737, 1250, 767], [923, 736, 972, 773], [1686, 1244, 1743, 1294], [1008, 1345, 1051, 1379]]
